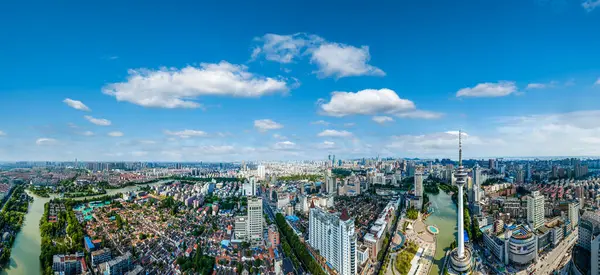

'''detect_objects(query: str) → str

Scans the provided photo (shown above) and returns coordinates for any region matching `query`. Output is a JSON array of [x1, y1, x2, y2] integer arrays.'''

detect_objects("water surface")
[[425, 191, 458, 275]]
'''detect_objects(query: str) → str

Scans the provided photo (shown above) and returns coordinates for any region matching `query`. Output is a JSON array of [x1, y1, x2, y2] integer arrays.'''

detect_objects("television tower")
[[449, 130, 472, 273]]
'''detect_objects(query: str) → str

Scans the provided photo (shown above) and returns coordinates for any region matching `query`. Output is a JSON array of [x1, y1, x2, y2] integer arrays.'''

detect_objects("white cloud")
[[310, 43, 385, 78], [252, 33, 383, 78], [344, 123, 356, 127], [595, 78, 600, 86], [84, 115, 111, 126], [456, 81, 517, 97], [396, 110, 444, 119], [582, 0, 600, 11], [318, 88, 438, 119], [0, 131, 5, 136], [36, 138, 57, 146], [103, 61, 290, 108], [164, 129, 207, 138], [317, 141, 336, 149], [273, 134, 287, 140], [319, 89, 414, 117], [317, 129, 353, 137], [372, 116, 394, 124], [254, 119, 283, 132], [274, 141, 296, 150], [311, 120, 330, 126], [81, 131, 94, 136], [63, 98, 91, 111], [108, 131, 124, 137], [251, 33, 323, 63], [445, 131, 469, 137], [526, 83, 546, 89]]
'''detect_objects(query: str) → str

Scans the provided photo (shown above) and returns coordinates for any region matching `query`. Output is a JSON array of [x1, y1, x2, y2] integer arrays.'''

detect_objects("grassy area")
[[406, 208, 418, 220], [395, 241, 419, 275]]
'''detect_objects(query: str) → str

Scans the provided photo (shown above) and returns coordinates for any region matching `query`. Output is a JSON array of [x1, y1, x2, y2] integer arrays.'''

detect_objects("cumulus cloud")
[[311, 120, 330, 126], [273, 134, 287, 140], [36, 138, 57, 146], [456, 81, 517, 97], [318, 88, 439, 119], [310, 43, 385, 78], [252, 33, 384, 78], [103, 61, 290, 108], [84, 115, 111, 126], [317, 141, 336, 149], [0, 131, 5, 136], [274, 141, 296, 150], [63, 98, 91, 111], [372, 116, 394, 124], [254, 119, 283, 132], [108, 131, 124, 137], [164, 129, 207, 138], [251, 33, 323, 63], [317, 129, 353, 137], [582, 0, 600, 11]]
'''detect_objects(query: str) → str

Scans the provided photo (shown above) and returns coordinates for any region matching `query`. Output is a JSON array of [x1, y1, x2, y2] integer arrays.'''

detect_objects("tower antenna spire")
[[458, 130, 463, 166]]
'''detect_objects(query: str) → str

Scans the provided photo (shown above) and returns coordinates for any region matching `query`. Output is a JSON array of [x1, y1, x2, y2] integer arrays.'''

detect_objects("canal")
[[424, 191, 457, 275], [1, 181, 165, 275]]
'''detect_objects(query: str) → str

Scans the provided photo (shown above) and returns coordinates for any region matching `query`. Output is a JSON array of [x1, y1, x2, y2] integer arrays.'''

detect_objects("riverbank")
[[0, 186, 32, 269], [424, 191, 457, 275], [1, 180, 167, 275]]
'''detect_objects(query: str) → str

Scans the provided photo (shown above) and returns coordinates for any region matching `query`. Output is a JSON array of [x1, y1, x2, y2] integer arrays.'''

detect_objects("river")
[[1, 181, 166, 275], [424, 191, 458, 275]]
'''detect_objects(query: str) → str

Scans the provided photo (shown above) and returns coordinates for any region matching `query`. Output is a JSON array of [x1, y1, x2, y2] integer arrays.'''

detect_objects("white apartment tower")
[[247, 197, 263, 243], [527, 191, 545, 230], [309, 204, 357, 275], [257, 165, 266, 180]]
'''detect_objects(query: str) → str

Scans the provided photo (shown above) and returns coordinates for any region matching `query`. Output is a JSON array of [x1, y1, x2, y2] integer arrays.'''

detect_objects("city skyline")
[[2, 1, 600, 161]]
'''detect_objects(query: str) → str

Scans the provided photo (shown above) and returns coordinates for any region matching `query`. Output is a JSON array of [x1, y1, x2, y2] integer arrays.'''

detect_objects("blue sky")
[[1, 0, 600, 161]]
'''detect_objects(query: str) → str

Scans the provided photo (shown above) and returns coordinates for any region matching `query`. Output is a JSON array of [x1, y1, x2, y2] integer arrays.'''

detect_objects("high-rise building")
[[527, 191, 545, 230], [414, 171, 423, 210], [471, 164, 482, 204], [569, 202, 579, 228], [309, 205, 357, 275], [235, 216, 247, 240], [243, 176, 258, 196], [247, 197, 263, 243], [257, 165, 266, 180], [489, 159, 496, 170], [449, 131, 472, 273]]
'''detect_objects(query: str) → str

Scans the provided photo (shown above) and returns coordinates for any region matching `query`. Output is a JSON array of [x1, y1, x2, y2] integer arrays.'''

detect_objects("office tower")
[[516, 170, 525, 184], [489, 158, 495, 170], [450, 131, 472, 273], [414, 171, 423, 210], [309, 205, 357, 275], [327, 176, 337, 195], [526, 162, 532, 182], [527, 191, 545, 230], [243, 176, 257, 196], [247, 197, 263, 243], [569, 202, 579, 227]]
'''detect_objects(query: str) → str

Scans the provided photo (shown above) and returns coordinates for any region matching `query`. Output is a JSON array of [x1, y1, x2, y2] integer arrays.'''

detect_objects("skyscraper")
[[414, 171, 423, 210], [257, 165, 266, 180], [527, 191, 544, 230], [450, 131, 472, 273], [247, 197, 263, 243], [488, 158, 495, 170], [471, 164, 481, 204], [309, 205, 357, 275]]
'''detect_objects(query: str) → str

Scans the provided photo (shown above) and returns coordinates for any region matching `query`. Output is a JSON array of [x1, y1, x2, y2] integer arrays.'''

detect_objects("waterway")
[[425, 191, 458, 275], [1, 181, 166, 275]]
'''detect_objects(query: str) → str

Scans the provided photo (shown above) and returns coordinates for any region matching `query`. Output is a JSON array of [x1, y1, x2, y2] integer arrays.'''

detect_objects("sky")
[[1, 0, 600, 162]]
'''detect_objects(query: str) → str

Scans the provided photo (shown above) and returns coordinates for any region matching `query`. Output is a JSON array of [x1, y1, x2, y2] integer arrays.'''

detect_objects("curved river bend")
[[1, 182, 164, 275]]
